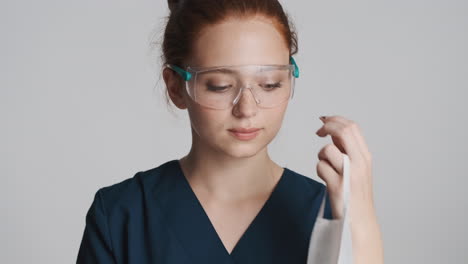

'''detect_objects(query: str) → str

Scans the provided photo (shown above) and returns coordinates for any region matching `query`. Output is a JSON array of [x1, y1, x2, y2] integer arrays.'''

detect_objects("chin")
[[220, 140, 268, 159], [224, 148, 260, 159]]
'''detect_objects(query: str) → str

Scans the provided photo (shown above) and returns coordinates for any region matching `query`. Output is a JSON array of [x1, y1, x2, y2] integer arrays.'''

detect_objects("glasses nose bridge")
[[233, 84, 260, 106]]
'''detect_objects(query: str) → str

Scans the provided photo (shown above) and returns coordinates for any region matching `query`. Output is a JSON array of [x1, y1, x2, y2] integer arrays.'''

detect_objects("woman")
[[76, 0, 384, 263]]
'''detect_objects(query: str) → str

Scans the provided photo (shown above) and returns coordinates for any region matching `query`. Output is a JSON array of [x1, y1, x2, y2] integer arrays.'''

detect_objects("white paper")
[[307, 154, 353, 264]]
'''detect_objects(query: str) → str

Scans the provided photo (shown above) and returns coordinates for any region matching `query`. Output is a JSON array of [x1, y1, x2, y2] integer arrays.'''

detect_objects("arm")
[[350, 192, 384, 264]]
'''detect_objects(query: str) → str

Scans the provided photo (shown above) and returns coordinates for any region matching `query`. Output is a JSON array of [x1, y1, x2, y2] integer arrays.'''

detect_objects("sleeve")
[[76, 189, 116, 264], [323, 189, 334, 220]]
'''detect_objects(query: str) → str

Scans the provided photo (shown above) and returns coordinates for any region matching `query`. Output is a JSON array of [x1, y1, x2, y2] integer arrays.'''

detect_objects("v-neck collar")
[[159, 159, 290, 263]]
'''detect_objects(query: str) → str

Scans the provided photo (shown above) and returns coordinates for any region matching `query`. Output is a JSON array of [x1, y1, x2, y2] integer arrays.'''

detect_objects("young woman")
[[77, 0, 384, 263]]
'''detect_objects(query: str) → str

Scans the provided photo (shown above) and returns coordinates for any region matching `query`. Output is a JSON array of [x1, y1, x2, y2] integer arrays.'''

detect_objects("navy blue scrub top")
[[76, 159, 333, 264]]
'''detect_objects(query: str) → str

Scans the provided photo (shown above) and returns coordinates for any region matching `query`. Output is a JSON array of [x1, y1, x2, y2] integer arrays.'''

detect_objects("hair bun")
[[168, 0, 182, 12]]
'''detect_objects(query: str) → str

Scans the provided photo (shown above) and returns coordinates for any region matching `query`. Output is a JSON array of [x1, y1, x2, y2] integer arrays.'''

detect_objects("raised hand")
[[315, 115, 384, 264]]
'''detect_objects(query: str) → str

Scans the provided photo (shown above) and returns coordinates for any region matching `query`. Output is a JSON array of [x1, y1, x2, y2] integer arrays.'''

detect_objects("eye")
[[261, 82, 282, 90], [207, 84, 232, 92]]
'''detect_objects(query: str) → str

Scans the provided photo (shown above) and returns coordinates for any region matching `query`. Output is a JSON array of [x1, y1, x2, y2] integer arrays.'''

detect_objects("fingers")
[[316, 156, 345, 219], [317, 143, 344, 175], [316, 115, 368, 162], [316, 158, 342, 195]]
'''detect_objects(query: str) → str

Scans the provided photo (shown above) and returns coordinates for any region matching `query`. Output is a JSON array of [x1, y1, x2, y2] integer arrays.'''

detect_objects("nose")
[[232, 87, 259, 117]]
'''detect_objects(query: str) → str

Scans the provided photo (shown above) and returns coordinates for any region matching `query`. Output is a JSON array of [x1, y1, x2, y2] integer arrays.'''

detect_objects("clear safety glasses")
[[166, 56, 300, 110]]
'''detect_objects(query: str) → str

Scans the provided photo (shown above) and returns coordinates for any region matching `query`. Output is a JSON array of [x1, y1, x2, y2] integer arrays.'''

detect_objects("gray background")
[[2, 0, 467, 263]]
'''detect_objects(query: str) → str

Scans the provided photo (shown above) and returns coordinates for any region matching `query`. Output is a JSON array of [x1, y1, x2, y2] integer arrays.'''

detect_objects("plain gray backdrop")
[[2, 0, 467, 263]]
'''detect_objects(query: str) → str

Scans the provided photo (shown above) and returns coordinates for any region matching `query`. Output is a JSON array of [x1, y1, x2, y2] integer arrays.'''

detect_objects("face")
[[167, 16, 291, 159]]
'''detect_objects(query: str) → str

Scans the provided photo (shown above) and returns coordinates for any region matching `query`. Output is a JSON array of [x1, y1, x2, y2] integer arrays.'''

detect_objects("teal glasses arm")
[[167, 64, 193, 81], [167, 56, 299, 81], [290, 56, 300, 78]]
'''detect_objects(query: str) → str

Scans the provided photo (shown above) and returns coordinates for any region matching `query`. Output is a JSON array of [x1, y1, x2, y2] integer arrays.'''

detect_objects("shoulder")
[[284, 167, 333, 219], [92, 159, 178, 215], [284, 167, 326, 197]]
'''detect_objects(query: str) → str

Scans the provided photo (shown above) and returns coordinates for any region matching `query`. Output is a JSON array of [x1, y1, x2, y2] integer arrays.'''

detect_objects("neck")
[[178, 141, 283, 203]]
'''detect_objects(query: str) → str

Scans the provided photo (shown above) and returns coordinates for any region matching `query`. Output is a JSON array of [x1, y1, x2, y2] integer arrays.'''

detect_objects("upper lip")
[[228, 127, 261, 133]]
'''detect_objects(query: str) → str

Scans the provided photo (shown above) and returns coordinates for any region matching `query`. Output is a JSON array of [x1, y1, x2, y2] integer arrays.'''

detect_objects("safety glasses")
[[166, 56, 300, 110]]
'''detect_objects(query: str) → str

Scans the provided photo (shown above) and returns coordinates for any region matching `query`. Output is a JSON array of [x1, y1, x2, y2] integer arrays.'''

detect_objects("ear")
[[163, 67, 188, 110]]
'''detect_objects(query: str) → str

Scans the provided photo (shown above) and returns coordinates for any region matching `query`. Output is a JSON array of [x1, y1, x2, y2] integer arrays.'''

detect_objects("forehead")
[[189, 17, 290, 68]]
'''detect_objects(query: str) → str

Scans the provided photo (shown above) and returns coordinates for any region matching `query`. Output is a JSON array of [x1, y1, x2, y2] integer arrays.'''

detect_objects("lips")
[[228, 127, 261, 133], [228, 128, 261, 140]]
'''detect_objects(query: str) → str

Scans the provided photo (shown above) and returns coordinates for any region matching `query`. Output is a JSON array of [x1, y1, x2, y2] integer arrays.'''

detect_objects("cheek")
[[187, 106, 227, 136], [265, 105, 288, 132]]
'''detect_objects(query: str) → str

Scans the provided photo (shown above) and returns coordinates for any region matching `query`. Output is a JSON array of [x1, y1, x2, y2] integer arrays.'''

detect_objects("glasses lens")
[[187, 66, 294, 109]]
